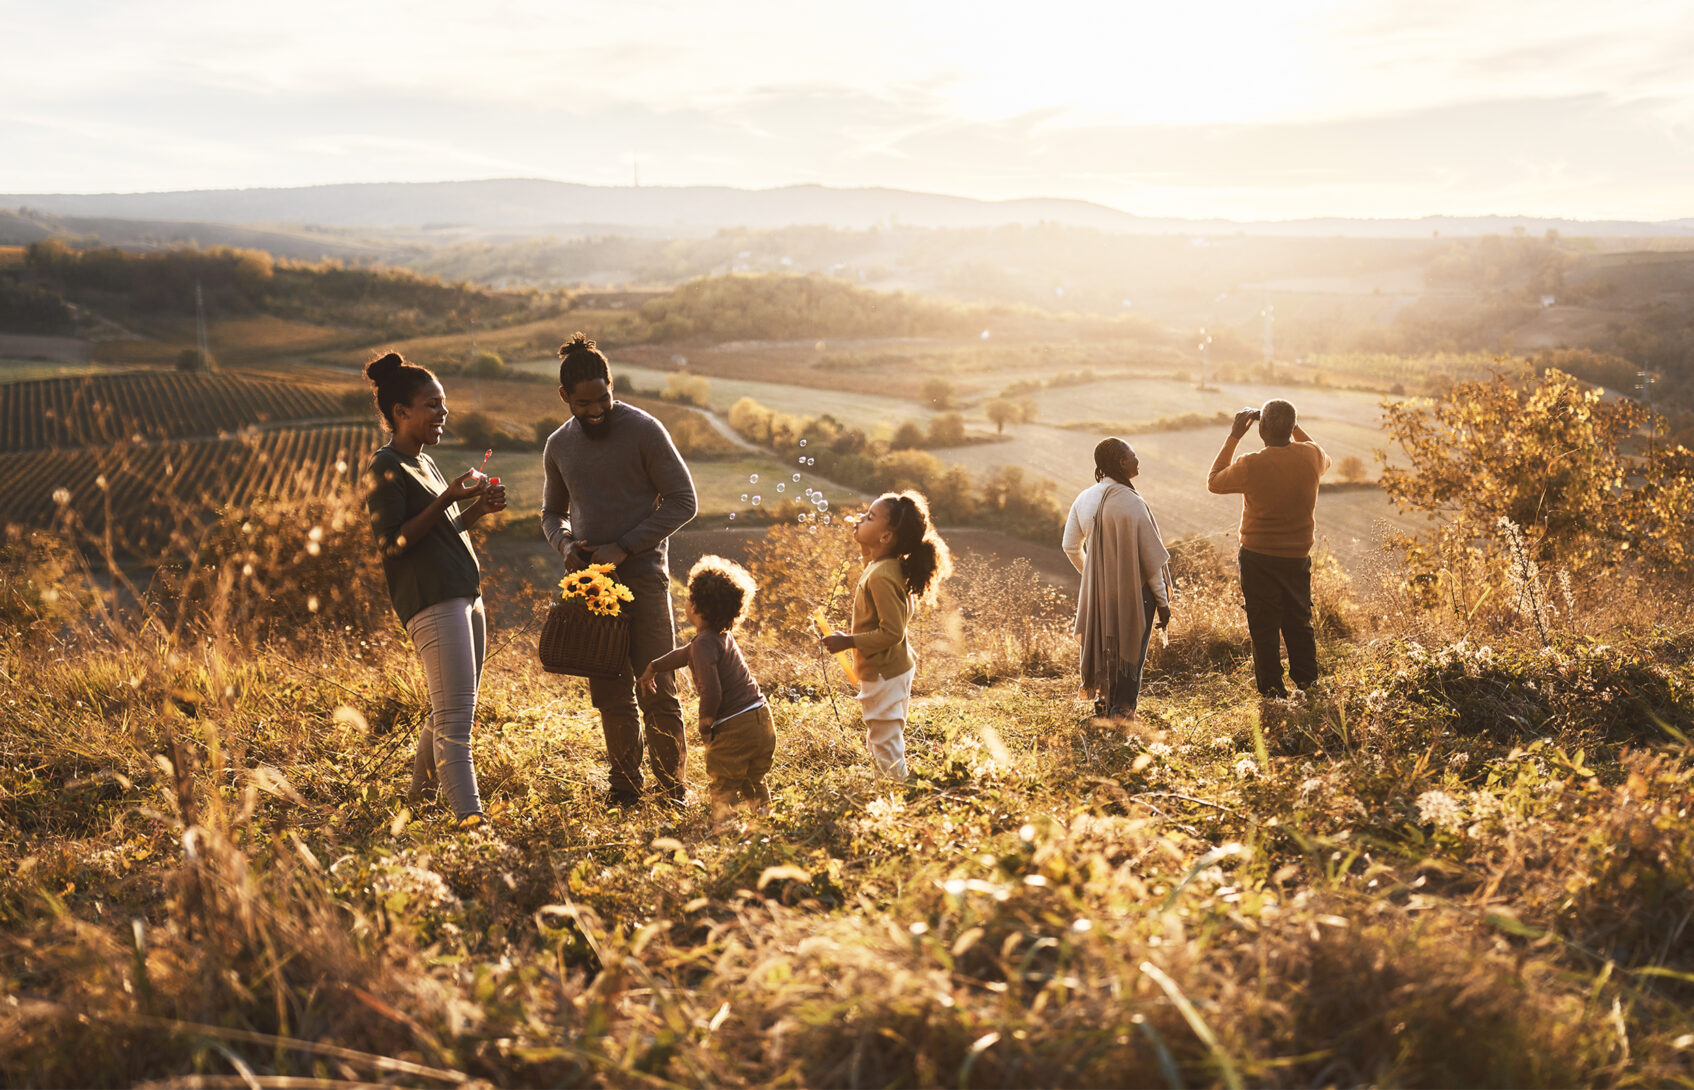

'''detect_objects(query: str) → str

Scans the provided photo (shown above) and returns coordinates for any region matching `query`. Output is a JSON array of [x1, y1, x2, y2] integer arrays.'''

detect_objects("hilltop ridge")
[[6, 179, 1694, 238]]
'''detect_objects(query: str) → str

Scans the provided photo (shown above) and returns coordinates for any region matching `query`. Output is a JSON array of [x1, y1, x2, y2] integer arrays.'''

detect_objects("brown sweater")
[[1207, 439, 1331, 558], [649, 630, 763, 725], [851, 558, 915, 681]]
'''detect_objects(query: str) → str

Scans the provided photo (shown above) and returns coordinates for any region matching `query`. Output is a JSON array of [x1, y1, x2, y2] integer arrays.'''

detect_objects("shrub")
[[927, 411, 967, 447], [890, 420, 926, 450], [662, 371, 711, 407]]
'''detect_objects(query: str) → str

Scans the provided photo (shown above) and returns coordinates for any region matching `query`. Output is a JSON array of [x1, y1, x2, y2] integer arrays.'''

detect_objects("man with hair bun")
[[542, 333, 698, 807], [1207, 398, 1332, 699]]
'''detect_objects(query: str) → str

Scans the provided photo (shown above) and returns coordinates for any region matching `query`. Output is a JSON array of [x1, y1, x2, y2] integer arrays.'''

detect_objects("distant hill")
[[6, 179, 1692, 238]]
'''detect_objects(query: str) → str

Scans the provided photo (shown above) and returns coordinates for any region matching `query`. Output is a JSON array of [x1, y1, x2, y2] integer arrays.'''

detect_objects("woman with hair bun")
[[363, 351, 506, 828], [1066, 436, 1171, 720], [820, 490, 952, 780]]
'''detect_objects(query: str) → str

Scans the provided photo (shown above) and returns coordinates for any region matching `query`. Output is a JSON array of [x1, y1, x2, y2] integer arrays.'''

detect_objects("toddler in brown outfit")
[[639, 556, 773, 817]]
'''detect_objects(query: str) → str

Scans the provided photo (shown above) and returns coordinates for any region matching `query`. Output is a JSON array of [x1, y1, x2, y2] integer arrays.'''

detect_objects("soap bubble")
[[799, 438, 808, 447], [805, 488, 815, 498], [728, 511, 737, 520], [740, 493, 749, 503], [797, 514, 807, 524], [749, 474, 759, 484], [751, 495, 762, 506], [823, 514, 832, 525], [798, 456, 806, 465], [817, 499, 830, 511], [806, 457, 815, 466], [792, 473, 801, 481], [776, 483, 785, 492]]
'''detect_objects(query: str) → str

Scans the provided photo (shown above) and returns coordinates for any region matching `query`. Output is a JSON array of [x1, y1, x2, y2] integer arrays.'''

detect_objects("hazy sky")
[[4, 0, 1692, 220]]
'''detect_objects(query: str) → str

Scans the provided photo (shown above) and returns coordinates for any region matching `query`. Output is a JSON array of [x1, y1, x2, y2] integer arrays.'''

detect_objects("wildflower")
[[1416, 789, 1465, 833], [1468, 790, 1500, 820], [1146, 741, 1173, 758], [1234, 757, 1260, 779]]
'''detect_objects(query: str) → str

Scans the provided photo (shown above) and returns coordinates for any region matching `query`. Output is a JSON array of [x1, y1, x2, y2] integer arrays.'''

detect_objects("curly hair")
[[879, 490, 953, 604], [687, 555, 757, 633]]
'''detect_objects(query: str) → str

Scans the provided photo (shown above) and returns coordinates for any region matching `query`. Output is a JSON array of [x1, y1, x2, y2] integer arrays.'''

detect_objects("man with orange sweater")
[[1207, 399, 1332, 698]]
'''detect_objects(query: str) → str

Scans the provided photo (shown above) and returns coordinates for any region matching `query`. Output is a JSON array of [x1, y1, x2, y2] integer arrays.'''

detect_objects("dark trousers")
[[587, 566, 686, 800], [1238, 548, 1318, 697], [1101, 588, 1157, 716]]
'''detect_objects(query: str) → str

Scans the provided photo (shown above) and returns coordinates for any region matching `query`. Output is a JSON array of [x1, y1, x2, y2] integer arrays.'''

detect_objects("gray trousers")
[[406, 595, 486, 819], [588, 566, 686, 800]]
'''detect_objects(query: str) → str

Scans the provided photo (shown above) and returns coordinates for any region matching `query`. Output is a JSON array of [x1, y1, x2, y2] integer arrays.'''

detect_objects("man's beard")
[[580, 415, 612, 440]]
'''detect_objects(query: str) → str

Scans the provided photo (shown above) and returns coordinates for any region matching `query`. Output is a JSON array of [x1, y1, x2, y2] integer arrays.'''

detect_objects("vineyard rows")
[[0, 372, 348, 452], [0, 423, 381, 545]]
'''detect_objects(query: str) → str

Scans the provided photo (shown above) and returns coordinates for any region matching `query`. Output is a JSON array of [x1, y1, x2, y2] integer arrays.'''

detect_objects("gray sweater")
[[541, 402, 697, 576]]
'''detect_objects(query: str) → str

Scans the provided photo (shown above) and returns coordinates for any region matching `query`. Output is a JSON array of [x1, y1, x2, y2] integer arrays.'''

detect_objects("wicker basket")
[[538, 601, 630, 678]]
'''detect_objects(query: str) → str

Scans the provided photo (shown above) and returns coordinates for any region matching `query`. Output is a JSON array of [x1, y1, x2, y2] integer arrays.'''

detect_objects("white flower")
[[1146, 741, 1173, 758], [1234, 757, 1260, 779], [1416, 789, 1465, 833]]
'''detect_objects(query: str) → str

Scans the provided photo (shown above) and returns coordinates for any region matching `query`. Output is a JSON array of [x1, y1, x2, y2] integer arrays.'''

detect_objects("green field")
[[0, 358, 104, 383], [509, 357, 933, 435], [486, 449, 872, 525], [514, 352, 1417, 566]]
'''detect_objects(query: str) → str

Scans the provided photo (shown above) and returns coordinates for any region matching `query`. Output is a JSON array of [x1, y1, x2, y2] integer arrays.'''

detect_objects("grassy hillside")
[[2, 498, 1693, 1086]]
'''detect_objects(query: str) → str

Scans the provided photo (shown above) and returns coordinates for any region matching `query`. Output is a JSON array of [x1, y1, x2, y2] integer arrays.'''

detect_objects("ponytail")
[[881, 490, 953, 604]]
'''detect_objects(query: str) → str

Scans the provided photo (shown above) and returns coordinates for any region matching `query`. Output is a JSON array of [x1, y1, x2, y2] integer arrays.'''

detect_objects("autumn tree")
[[1379, 367, 1693, 578], [921, 378, 956, 411], [927, 412, 967, 447], [985, 397, 1018, 435], [1336, 455, 1368, 484]]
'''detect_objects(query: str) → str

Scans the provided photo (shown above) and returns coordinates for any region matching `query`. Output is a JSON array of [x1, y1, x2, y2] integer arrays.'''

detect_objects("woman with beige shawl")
[[1064, 438, 1172, 719]]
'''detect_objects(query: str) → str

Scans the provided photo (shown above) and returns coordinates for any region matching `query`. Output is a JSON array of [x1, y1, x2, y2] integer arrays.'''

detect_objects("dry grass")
[[3, 482, 1694, 1087]]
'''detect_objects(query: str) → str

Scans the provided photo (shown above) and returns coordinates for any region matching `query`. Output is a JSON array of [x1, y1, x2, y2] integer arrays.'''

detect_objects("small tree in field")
[[891, 421, 926, 450], [1337, 455, 1368, 483], [927, 412, 967, 447], [985, 398, 1018, 435], [921, 378, 956, 411], [1379, 367, 1693, 578]]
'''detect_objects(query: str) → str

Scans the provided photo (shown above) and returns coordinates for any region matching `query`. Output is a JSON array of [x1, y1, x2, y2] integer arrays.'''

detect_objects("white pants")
[[405, 596, 486, 818], [858, 667, 914, 780]]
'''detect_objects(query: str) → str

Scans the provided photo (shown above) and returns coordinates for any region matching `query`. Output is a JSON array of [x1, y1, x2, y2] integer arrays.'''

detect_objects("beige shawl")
[[1075, 482, 1171, 695]]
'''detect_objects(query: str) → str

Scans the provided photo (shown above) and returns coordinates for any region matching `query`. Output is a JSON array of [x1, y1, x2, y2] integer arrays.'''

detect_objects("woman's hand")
[[1156, 603, 1172, 630], [821, 632, 854, 654], [465, 481, 507, 519], [637, 665, 659, 695], [441, 469, 489, 504]]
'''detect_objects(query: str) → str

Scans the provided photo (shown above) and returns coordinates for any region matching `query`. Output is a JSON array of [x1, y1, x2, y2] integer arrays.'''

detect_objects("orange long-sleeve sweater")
[[1207, 439, 1331, 558]]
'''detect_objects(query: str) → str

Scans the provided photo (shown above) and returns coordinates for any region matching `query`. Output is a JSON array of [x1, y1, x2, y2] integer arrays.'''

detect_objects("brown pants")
[[705, 703, 776, 815], [587, 567, 686, 801]]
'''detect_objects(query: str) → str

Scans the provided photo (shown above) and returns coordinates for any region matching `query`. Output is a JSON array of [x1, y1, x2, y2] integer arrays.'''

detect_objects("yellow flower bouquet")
[[558, 563, 635, 617], [538, 562, 633, 678]]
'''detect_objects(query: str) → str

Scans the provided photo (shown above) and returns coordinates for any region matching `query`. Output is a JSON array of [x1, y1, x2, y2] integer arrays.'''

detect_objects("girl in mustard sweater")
[[821, 491, 952, 780]]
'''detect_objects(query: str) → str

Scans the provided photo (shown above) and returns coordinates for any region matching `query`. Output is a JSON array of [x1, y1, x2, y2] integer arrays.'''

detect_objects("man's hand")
[[821, 632, 854, 654], [1156, 603, 1172, 630], [589, 543, 629, 568], [698, 717, 715, 743], [637, 665, 659, 695], [1230, 407, 1259, 439]]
